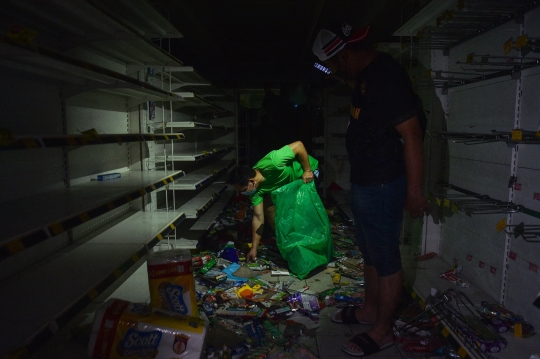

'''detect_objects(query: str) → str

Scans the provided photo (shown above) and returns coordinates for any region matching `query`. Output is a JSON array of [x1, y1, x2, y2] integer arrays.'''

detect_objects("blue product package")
[[221, 263, 250, 282], [97, 173, 121, 181]]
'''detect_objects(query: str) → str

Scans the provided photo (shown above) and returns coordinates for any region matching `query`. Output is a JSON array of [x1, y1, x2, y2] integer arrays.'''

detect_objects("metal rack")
[[423, 290, 502, 359], [394, 0, 540, 51], [433, 129, 540, 145], [413, 55, 540, 92], [431, 184, 540, 219], [505, 222, 540, 242]]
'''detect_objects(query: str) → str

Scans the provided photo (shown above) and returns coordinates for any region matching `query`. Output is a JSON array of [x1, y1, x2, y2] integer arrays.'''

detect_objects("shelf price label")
[[511, 129, 523, 141], [457, 347, 468, 357], [503, 38, 514, 54], [496, 218, 507, 232], [443, 199, 451, 208], [515, 34, 528, 49]]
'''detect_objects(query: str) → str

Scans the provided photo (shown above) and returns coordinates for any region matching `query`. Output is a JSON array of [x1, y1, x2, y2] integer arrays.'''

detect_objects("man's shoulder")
[[370, 52, 405, 74]]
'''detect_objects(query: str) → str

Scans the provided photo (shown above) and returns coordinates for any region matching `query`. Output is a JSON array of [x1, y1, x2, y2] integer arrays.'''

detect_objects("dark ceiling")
[[150, 0, 421, 88]]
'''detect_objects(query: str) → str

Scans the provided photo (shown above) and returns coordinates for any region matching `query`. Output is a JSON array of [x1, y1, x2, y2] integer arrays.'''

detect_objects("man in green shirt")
[[227, 141, 319, 262]]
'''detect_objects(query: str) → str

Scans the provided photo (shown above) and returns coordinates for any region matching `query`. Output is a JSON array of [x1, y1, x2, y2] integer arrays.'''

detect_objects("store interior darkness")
[[148, 0, 427, 164], [243, 83, 324, 166]]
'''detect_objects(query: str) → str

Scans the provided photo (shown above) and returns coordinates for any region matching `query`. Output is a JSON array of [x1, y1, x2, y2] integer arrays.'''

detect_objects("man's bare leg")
[[345, 269, 402, 351], [335, 265, 378, 324]]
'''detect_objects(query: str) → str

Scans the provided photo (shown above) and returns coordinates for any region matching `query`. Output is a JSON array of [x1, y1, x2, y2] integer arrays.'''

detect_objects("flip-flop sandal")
[[331, 307, 372, 324], [341, 332, 394, 357]]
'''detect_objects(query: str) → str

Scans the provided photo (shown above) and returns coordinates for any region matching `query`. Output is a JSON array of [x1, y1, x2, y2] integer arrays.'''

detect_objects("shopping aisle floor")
[[260, 265, 424, 359], [31, 247, 425, 359]]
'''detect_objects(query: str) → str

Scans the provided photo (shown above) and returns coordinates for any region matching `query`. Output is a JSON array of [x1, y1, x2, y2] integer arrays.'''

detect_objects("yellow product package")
[[147, 249, 197, 317], [88, 298, 206, 359]]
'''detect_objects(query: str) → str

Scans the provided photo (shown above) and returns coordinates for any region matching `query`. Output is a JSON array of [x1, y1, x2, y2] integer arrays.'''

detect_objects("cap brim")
[[347, 26, 371, 44]]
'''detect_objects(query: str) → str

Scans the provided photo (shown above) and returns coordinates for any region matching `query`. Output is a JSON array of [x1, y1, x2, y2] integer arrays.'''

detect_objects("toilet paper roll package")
[[88, 298, 206, 359], [147, 248, 197, 317]]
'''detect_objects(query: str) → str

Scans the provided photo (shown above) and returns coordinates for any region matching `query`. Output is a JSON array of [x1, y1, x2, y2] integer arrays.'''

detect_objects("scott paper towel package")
[[147, 249, 197, 317], [88, 298, 206, 359]]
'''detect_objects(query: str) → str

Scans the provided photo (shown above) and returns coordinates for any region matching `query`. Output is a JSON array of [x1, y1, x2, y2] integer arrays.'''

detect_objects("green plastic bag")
[[271, 180, 334, 279]]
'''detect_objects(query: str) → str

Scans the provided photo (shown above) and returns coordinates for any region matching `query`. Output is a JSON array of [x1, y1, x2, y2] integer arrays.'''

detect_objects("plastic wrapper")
[[88, 298, 206, 359], [271, 180, 335, 279]]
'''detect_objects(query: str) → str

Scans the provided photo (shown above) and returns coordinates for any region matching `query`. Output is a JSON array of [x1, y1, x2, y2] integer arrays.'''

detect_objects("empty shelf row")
[[0, 210, 186, 357], [0, 37, 231, 112], [0, 132, 185, 150], [155, 146, 235, 161], [2, 0, 183, 68], [0, 160, 235, 261]]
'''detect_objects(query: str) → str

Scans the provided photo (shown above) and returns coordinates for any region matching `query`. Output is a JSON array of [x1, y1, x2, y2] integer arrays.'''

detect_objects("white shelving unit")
[[323, 90, 352, 193], [158, 160, 234, 191], [0, 170, 185, 249], [176, 183, 228, 219], [395, 3, 540, 358], [0, 1, 236, 357], [189, 186, 235, 231], [0, 210, 186, 357], [154, 146, 235, 162]]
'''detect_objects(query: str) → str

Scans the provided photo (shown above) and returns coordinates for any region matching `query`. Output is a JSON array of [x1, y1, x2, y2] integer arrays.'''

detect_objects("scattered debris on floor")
[[82, 192, 536, 359]]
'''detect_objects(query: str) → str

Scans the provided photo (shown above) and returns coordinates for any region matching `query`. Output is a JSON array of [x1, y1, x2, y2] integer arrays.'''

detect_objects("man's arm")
[[288, 141, 314, 183], [247, 202, 264, 261], [395, 116, 433, 218]]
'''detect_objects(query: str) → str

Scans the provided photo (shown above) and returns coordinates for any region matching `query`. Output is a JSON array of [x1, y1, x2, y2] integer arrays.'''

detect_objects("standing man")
[[227, 141, 319, 262], [312, 22, 432, 357]]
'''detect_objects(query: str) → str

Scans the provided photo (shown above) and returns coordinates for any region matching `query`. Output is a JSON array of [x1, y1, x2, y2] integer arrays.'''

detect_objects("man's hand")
[[302, 170, 314, 183], [246, 247, 258, 262], [288, 142, 315, 184], [405, 192, 433, 219]]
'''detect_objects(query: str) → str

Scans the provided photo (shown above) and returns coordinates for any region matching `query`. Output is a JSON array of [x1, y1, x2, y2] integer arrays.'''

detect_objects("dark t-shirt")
[[347, 52, 417, 185]]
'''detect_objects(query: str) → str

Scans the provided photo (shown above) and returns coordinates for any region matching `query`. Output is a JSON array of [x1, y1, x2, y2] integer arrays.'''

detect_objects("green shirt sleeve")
[[249, 145, 318, 207]]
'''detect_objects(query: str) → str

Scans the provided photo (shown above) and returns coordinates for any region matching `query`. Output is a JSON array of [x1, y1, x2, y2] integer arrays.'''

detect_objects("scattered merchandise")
[[480, 301, 536, 337], [97, 172, 121, 181], [147, 248, 198, 316], [439, 267, 470, 287], [417, 252, 438, 261], [81, 191, 538, 359], [88, 298, 206, 359]]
